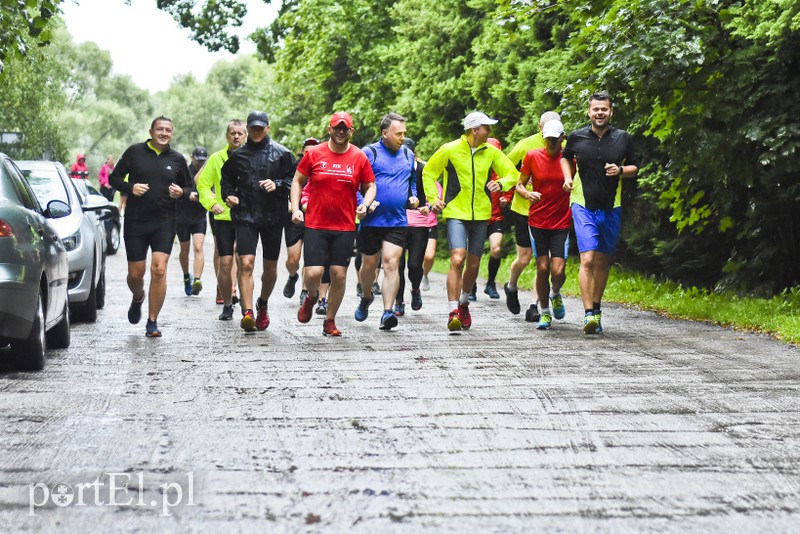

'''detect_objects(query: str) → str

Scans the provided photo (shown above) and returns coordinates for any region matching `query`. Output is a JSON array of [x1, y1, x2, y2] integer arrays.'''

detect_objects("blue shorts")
[[446, 219, 487, 257], [571, 204, 621, 254]]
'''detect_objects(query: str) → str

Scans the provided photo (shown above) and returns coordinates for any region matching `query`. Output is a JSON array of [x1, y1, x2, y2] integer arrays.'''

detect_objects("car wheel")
[[96, 262, 106, 310], [107, 222, 120, 255], [12, 291, 46, 371], [76, 258, 98, 323], [46, 290, 70, 349]]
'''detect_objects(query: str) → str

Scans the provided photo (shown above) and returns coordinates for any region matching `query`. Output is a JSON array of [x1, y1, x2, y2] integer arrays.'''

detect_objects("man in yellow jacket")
[[423, 111, 518, 332]]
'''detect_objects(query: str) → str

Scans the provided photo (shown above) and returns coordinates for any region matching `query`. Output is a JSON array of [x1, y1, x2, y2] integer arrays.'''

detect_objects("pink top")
[[98, 163, 114, 187], [407, 181, 441, 228]]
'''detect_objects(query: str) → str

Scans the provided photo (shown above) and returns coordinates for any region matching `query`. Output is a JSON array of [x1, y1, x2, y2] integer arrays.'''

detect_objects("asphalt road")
[[1, 236, 799, 532]]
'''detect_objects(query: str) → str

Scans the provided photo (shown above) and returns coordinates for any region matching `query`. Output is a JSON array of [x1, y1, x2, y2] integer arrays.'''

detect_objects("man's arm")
[[197, 156, 222, 212], [108, 148, 133, 195], [491, 150, 520, 192], [290, 170, 309, 224], [422, 146, 446, 212]]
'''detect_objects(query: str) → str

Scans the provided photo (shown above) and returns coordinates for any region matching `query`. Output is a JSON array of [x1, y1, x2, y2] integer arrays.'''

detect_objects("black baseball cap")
[[247, 111, 269, 128], [402, 138, 416, 152], [192, 146, 208, 161]]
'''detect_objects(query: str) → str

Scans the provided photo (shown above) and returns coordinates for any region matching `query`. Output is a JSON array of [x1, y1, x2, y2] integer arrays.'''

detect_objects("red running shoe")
[[322, 319, 341, 336], [297, 293, 318, 323], [255, 298, 270, 330], [458, 302, 471, 330], [447, 309, 462, 331], [240, 309, 256, 332]]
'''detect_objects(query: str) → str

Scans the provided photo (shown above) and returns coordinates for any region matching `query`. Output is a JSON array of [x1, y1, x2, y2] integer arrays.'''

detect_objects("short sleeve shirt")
[[520, 148, 571, 230], [297, 143, 375, 231]]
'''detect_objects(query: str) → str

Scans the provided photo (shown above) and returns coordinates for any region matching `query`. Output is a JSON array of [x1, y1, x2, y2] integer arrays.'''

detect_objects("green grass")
[[432, 256, 800, 345]]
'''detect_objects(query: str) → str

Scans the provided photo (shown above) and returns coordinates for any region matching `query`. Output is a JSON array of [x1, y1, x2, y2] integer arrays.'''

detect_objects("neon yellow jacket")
[[506, 133, 545, 216], [422, 135, 518, 221], [197, 146, 232, 221]]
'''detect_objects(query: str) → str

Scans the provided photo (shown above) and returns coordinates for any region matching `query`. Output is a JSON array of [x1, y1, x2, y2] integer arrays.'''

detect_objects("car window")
[[20, 166, 70, 205], [3, 160, 41, 211], [0, 161, 20, 203]]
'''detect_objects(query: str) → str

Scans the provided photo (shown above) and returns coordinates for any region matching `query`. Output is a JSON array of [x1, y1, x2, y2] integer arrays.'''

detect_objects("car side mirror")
[[45, 199, 71, 219], [82, 195, 111, 212]]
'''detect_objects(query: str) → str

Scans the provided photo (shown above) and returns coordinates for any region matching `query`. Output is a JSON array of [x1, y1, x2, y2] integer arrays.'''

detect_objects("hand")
[[168, 183, 183, 198], [259, 179, 276, 192], [131, 183, 149, 196], [291, 209, 304, 224], [418, 204, 430, 216], [431, 200, 445, 214], [408, 196, 419, 209], [225, 195, 239, 208], [527, 191, 543, 204], [499, 196, 508, 207], [563, 178, 574, 193], [189, 192, 198, 202], [486, 180, 501, 193], [605, 163, 622, 176], [211, 203, 226, 215], [356, 203, 368, 220]]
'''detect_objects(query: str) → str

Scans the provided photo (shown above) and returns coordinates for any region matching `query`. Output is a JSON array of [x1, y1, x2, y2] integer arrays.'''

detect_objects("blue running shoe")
[[128, 294, 144, 324], [484, 282, 500, 299], [596, 312, 603, 334], [536, 312, 552, 330], [551, 293, 565, 320], [145, 319, 161, 338], [379, 310, 398, 330], [354, 295, 374, 322], [394, 300, 405, 317], [183, 274, 192, 296], [410, 289, 422, 311], [468, 283, 477, 302]]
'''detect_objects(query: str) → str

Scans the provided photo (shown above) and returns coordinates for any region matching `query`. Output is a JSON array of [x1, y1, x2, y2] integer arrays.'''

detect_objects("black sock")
[[593, 302, 601, 313], [585, 309, 594, 316], [487, 256, 501, 284]]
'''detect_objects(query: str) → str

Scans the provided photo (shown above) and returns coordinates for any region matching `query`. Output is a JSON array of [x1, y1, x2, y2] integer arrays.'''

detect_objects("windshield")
[[20, 167, 70, 205]]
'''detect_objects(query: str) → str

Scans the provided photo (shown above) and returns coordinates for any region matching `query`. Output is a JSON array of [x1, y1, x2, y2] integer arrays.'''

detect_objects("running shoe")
[[241, 309, 256, 332], [583, 313, 599, 335], [551, 293, 565, 320], [379, 310, 398, 331], [299, 289, 308, 306], [356, 282, 363, 298], [145, 319, 161, 338], [283, 273, 299, 298], [484, 282, 500, 299], [255, 298, 270, 330], [410, 289, 422, 311], [183, 274, 192, 296], [421, 274, 430, 291], [192, 278, 203, 296], [524, 303, 540, 323], [315, 297, 328, 316], [458, 302, 472, 330], [468, 283, 477, 302], [297, 293, 317, 323], [354, 295, 374, 322], [218, 304, 234, 321], [128, 294, 144, 324], [216, 286, 224, 305], [536, 312, 552, 330], [596, 312, 603, 334], [322, 319, 341, 337], [372, 282, 382, 296], [447, 309, 462, 331], [504, 283, 521, 314], [394, 300, 405, 317]]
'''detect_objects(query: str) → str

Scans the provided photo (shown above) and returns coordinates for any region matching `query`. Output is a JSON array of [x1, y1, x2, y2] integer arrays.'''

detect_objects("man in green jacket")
[[422, 111, 518, 332], [197, 119, 246, 321]]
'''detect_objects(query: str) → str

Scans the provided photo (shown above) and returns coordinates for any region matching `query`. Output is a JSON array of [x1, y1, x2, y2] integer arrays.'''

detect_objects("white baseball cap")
[[463, 111, 498, 130], [542, 119, 565, 139]]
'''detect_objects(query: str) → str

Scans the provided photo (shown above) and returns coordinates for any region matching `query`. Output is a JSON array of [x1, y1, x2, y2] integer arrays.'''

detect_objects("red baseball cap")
[[329, 111, 353, 129]]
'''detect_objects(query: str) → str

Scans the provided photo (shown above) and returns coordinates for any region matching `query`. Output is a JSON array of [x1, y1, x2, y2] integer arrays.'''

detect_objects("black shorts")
[[512, 212, 532, 248], [123, 218, 176, 262], [487, 219, 507, 236], [284, 219, 304, 248], [235, 223, 283, 260], [215, 220, 236, 256], [176, 218, 207, 242], [208, 212, 216, 236], [428, 224, 439, 240], [530, 227, 570, 260], [304, 228, 355, 267], [357, 226, 407, 256]]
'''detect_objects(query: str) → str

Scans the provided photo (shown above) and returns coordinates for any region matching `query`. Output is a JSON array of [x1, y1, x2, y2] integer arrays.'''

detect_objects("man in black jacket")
[[221, 111, 297, 332], [109, 116, 192, 338]]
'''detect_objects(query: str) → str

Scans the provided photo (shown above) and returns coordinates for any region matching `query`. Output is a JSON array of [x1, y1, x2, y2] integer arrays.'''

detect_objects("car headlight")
[[62, 231, 81, 251]]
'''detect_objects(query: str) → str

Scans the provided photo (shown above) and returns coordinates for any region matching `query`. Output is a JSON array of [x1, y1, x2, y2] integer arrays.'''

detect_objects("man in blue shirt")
[[355, 112, 419, 330]]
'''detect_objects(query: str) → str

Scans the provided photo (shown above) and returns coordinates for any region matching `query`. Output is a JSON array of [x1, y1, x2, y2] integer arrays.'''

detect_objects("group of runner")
[[110, 90, 638, 337]]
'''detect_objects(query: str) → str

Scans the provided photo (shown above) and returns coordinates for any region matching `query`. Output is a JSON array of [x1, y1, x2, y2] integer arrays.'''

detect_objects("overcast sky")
[[60, 0, 277, 93]]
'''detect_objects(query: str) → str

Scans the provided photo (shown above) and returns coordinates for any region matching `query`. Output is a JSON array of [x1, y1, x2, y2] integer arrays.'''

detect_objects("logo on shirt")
[[166, 165, 173, 170]]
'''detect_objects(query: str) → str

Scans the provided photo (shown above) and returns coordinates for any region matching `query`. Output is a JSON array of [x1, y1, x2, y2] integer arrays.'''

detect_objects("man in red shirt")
[[289, 112, 377, 336], [516, 119, 571, 329]]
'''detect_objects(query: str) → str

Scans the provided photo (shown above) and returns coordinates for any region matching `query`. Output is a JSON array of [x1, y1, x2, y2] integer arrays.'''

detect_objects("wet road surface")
[[1, 238, 799, 531]]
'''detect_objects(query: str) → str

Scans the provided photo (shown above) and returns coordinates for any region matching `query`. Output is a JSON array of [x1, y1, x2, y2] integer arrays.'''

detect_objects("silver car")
[[0, 153, 70, 370], [17, 160, 108, 322]]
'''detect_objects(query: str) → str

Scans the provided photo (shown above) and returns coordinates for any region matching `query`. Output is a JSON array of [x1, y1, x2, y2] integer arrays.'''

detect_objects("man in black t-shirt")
[[109, 116, 192, 338]]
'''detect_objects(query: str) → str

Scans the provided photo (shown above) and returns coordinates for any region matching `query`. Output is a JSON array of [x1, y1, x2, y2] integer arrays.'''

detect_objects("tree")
[[0, 0, 61, 76]]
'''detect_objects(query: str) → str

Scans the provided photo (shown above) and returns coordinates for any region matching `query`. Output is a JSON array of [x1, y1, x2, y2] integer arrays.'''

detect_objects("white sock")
[[459, 291, 470, 304], [448, 300, 459, 311], [508, 282, 517, 291], [541, 307, 551, 316]]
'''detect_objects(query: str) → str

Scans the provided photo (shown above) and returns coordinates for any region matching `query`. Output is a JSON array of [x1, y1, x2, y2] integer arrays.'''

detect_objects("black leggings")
[[397, 226, 429, 302]]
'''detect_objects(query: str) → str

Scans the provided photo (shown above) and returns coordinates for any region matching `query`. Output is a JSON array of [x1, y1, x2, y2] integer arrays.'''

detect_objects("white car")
[[17, 160, 108, 322]]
